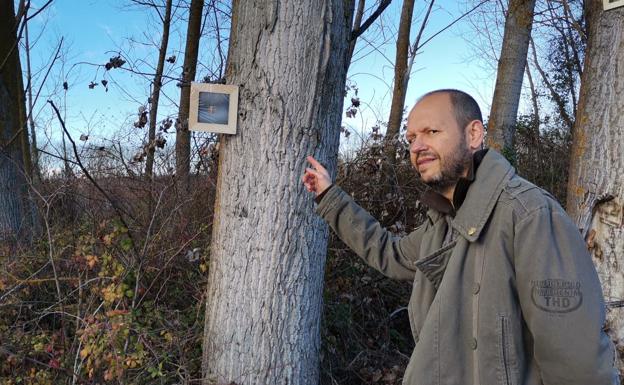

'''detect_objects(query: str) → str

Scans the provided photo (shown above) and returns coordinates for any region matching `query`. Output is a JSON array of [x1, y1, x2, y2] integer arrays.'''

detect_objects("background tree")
[[566, 0, 624, 377], [0, 0, 33, 247], [175, 0, 204, 182], [202, 0, 355, 383], [383, 0, 434, 170], [23, 10, 42, 182], [487, 0, 537, 156], [145, 0, 174, 179]]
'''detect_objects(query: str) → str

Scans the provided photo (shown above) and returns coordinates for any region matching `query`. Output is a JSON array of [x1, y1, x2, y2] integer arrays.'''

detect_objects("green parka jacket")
[[316, 150, 618, 385]]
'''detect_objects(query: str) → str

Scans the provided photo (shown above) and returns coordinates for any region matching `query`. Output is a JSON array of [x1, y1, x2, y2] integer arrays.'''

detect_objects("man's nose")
[[409, 138, 427, 153]]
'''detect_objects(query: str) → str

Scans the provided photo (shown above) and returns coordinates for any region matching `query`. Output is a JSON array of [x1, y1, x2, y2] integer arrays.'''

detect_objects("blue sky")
[[24, 0, 499, 156], [343, 0, 498, 144]]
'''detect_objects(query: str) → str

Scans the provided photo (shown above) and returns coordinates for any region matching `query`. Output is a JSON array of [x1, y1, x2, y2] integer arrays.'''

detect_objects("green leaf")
[[120, 238, 133, 252]]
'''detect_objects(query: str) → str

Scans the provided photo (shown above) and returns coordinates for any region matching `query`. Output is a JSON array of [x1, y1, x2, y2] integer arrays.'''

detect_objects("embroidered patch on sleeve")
[[530, 279, 583, 313]]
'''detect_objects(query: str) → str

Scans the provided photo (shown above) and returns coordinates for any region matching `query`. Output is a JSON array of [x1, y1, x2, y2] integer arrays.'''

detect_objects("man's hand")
[[302, 156, 332, 197]]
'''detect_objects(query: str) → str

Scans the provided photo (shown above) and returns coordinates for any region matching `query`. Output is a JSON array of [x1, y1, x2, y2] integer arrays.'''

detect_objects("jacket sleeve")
[[315, 185, 425, 281], [513, 206, 619, 385]]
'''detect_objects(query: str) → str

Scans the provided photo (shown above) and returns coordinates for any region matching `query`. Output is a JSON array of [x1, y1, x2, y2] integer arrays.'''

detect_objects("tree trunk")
[[383, 0, 415, 168], [202, 1, 353, 384], [0, 0, 32, 247], [24, 14, 41, 182], [145, 0, 173, 179], [175, 0, 203, 184], [487, 0, 536, 156], [383, 0, 434, 170], [566, 1, 624, 376]]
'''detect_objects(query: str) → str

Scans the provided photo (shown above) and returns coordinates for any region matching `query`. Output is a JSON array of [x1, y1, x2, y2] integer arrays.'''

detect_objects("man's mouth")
[[417, 156, 437, 167]]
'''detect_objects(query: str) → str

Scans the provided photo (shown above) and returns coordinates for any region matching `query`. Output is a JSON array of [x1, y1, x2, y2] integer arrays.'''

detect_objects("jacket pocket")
[[414, 241, 457, 290], [498, 314, 518, 385]]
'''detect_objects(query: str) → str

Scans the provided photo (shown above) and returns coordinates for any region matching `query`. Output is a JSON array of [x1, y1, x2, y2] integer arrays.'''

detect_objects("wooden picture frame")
[[604, 0, 624, 10], [189, 82, 238, 134]]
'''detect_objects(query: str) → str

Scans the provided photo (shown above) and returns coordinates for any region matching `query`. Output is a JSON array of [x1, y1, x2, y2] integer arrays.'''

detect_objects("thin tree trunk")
[[525, 63, 539, 129], [524, 62, 540, 175], [383, 0, 434, 168], [487, 0, 536, 156], [145, 0, 173, 179], [202, 1, 354, 384], [383, 0, 415, 168], [175, 0, 203, 184], [566, 0, 624, 377], [24, 14, 40, 182], [345, 0, 365, 69]]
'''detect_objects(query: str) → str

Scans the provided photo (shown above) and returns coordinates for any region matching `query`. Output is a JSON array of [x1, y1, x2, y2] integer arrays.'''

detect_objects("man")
[[302, 90, 618, 385]]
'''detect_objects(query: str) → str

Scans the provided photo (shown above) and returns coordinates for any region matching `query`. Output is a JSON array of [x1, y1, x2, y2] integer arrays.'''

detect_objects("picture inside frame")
[[189, 83, 238, 134]]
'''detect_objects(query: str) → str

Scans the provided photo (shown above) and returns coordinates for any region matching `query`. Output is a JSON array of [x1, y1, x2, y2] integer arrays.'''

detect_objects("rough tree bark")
[[0, 0, 33, 247], [175, 0, 203, 183], [145, 0, 173, 179], [487, 0, 536, 155], [566, 0, 624, 376], [202, 1, 354, 384]]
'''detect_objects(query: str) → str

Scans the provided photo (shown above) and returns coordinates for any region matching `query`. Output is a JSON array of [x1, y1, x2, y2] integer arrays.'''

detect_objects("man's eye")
[[428, 129, 438, 134]]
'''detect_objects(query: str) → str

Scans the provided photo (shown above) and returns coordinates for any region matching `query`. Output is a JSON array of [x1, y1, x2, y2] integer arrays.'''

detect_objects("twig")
[[406, 0, 435, 80], [388, 306, 407, 319], [0, 261, 51, 304], [25, 0, 54, 21], [416, 0, 490, 52], [27, 38, 64, 124], [36, 147, 80, 166]]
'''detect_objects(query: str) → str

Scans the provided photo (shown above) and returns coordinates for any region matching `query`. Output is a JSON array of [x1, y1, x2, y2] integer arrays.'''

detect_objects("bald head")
[[416, 89, 482, 132]]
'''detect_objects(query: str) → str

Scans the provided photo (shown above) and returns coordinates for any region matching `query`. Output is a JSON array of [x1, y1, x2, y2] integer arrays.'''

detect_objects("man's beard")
[[422, 142, 472, 193]]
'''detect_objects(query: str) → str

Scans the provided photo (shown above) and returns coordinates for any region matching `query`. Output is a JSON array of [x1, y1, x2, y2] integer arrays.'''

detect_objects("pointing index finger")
[[306, 156, 327, 172]]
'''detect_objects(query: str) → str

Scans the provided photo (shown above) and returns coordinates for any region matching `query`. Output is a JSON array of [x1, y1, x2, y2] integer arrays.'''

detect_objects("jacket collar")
[[451, 150, 515, 242], [420, 149, 488, 217], [423, 150, 515, 242]]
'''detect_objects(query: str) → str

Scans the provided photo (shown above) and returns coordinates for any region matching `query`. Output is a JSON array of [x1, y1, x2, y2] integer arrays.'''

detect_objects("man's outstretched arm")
[[303, 156, 424, 281]]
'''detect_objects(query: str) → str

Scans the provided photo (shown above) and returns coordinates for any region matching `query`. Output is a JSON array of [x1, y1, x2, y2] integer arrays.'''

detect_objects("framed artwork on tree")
[[604, 0, 624, 10], [189, 82, 239, 134]]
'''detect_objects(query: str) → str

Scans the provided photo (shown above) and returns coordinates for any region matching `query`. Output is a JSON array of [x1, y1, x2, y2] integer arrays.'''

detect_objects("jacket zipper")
[[501, 316, 511, 385]]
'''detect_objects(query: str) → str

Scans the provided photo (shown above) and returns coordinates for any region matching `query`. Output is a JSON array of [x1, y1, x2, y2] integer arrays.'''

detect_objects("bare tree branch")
[[25, 0, 54, 21], [417, 0, 490, 52], [350, 0, 392, 41], [529, 37, 574, 130]]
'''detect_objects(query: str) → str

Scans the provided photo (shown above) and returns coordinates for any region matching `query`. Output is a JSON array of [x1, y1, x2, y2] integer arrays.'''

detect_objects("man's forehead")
[[412, 92, 452, 111], [408, 93, 453, 121]]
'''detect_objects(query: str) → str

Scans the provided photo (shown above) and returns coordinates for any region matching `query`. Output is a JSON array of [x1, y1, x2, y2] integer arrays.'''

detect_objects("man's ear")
[[465, 120, 485, 151]]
